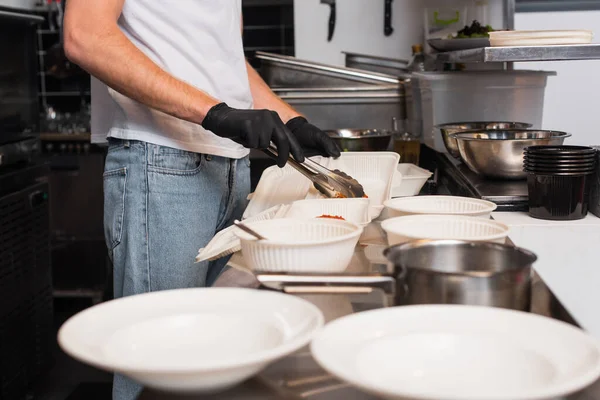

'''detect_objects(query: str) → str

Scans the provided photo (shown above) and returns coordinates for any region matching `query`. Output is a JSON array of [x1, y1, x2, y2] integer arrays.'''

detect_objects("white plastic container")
[[244, 152, 399, 220], [384, 195, 497, 218], [391, 164, 432, 197], [236, 218, 363, 273], [285, 198, 371, 226], [381, 215, 509, 246], [408, 71, 556, 153]]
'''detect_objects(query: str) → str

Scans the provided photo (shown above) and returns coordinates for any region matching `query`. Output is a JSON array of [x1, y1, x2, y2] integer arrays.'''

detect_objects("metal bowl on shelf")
[[325, 129, 392, 152], [436, 121, 533, 158], [450, 129, 571, 180]]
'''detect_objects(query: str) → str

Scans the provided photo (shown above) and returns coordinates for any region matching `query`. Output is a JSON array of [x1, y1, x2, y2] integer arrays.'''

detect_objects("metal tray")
[[342, 51, 410, 77], [272, 86, 406, 131], [255, 51, 401, 88]]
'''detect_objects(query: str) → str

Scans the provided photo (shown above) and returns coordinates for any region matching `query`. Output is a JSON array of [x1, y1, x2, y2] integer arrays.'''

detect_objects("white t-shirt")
[[91, 0, 252, 159]]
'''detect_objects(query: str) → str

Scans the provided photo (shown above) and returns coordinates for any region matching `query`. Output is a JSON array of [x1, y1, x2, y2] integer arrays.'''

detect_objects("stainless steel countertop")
[[140, 224, 600, 400], [435, 44, 600, 64]]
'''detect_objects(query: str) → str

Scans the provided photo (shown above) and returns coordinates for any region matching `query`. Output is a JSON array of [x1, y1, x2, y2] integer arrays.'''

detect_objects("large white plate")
[[58, 288, 324, 393], [311, 305, 600, 400], [244, 152, 400, 221]]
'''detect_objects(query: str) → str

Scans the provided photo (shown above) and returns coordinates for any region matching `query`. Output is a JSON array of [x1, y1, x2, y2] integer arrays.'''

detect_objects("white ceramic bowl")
[[311, 305, 600, 400], [384, 195, 497, 218], [381, 215, 509, 245], [391, 164, 432, 198], [236, 218, 363, 273], [284, 198, 371, 226], [58, 288, 324, 393]]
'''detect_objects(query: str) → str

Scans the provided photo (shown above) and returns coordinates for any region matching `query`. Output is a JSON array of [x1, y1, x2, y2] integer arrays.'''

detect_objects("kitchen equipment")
[[391, 118, 420, 164], [391, 163, 432, 197], [257, 240, 536, 312], [274, 85, 406, 131], [320, 0, 335, 41], [451, 130, 571, 179], [310, 305, 600, 400], [235, 218, 363, 273], [590, 146, 600, 218], [58, 288, 324, 393], [407, 71, 555, 152], [342, 52, 408, 76], [384, 195, 496, 218], [383, 0, 393, 36], [325, 129, 391, 152], [428, 37, 490, 52], [437, 121, 533, 159], [233, 220, 266, 241], [381, 215, 509, 245], [0, 163, 53, 400], [262, 145, 365, 199], [244, 152, 400, 220], [524, 145, 597, 221], [255, 52, 402, 88], [490, 30, 593, 47]]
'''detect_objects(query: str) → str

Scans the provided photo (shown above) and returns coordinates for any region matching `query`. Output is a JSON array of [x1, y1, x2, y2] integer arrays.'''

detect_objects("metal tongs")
[[262, 145, 365, 199]]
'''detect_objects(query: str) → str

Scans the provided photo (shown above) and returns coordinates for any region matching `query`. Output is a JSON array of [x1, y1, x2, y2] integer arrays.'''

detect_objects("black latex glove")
[[202, 103, 304, 167], [286, 116, 341, 158]]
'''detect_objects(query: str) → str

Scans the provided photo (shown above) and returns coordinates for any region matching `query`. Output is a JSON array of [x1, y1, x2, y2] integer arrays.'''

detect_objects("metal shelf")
[[435, 44, 600, 63]]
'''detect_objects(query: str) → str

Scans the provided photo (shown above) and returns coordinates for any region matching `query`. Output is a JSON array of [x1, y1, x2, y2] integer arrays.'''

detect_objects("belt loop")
[[124, 140, 131, 148]]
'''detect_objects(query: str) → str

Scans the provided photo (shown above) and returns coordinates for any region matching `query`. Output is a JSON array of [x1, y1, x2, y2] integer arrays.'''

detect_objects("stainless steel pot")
[[257, 240, 537, 311], [325, 129, 392, 152]]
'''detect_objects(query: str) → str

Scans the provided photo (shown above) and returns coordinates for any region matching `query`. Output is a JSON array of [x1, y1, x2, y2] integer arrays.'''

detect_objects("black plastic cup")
[[524, 163, 596, 171], [524, 155, 596, 163], [526, 171, 593, 220], [524, 164, 596, 174], [525, 145, 597, 156]]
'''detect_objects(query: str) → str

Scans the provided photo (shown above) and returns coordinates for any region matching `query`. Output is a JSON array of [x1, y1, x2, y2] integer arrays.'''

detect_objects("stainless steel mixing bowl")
[[325, 129, 392, 152], [436, 122, 533, 158], [451, 129, 571, 180]]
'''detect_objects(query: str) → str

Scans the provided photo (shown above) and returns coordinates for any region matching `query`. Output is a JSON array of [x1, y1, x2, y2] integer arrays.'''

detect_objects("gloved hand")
[[202, 103, 304, 167], [285, 116, 341, 158]]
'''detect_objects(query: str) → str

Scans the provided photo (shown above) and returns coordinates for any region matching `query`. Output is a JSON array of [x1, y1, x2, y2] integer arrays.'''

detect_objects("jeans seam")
[[144, 142, 152, 292]]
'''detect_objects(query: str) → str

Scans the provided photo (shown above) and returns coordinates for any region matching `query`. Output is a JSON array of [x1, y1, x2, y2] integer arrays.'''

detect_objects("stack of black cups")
[[524, 145, 598, 220]]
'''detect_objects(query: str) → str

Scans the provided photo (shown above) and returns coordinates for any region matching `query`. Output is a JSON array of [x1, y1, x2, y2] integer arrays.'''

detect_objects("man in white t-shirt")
[[64, 1, 340, 399]]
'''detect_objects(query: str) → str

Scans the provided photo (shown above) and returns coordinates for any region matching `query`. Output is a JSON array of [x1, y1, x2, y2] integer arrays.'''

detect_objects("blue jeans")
[[102, 138, 250, 400]]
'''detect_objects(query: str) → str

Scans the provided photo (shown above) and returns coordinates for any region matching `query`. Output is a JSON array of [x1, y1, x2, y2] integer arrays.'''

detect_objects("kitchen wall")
[[515, 11, 600, 146], [294, 0, 506, 65]]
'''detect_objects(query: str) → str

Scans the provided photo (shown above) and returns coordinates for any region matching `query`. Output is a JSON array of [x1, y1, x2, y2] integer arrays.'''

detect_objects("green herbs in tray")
[[452, 20, 494, 39]]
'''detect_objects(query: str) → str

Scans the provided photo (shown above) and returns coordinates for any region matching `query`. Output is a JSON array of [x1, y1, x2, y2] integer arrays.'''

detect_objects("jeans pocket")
[[103, 167, 127, 251], [147, 144, 204, 176]]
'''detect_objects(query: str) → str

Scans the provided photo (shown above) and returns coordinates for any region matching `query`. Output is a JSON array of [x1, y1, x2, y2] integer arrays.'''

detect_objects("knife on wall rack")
[[321, 0, 336, 41]]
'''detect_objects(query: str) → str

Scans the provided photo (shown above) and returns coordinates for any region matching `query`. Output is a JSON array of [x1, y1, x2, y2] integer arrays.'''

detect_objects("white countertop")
[[493, 212, 600, 338]]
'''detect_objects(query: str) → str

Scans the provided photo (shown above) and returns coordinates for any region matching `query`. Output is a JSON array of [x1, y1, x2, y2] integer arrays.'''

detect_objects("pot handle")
[[256, 273, 397, 306]]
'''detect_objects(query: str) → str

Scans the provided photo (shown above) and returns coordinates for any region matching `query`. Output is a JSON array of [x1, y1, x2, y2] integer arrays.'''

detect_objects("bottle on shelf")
[[407, 44, 426, 73], [391, 117, 420, 165]]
